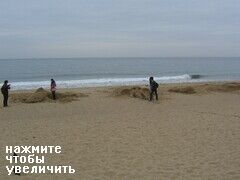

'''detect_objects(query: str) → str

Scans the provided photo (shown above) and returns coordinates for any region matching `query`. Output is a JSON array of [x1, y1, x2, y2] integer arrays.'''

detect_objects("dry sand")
[[0, 82, 240, 179]]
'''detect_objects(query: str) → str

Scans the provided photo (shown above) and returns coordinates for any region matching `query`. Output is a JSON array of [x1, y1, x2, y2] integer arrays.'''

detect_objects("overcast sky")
[[0, 0, 239, 58]]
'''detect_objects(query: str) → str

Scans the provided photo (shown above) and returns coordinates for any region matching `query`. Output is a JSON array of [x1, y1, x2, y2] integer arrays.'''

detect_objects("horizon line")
[[0, 56, 240, 60]]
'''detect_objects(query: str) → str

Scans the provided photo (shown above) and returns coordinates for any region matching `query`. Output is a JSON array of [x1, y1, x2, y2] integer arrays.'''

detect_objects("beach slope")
[[0, 83, 240, 179]]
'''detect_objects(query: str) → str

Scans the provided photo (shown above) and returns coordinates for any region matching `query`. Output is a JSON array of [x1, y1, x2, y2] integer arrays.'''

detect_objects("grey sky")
[[0, 0, 239, 58]]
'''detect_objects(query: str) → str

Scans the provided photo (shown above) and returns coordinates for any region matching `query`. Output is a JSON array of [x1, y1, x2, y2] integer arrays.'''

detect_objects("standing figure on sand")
[[51, 79, 57, 100], [149, 77, 159, 101], [1, 80, 11, 107]]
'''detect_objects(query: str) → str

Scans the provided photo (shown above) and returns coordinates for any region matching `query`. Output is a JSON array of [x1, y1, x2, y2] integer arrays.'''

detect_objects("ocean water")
[[0, 57, 239, 90]]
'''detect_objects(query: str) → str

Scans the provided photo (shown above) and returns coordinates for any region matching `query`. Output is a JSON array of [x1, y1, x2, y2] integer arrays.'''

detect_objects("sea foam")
[[11, 74, 196, 90]]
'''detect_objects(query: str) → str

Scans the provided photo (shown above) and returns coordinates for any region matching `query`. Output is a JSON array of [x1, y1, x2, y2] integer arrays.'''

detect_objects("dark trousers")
[[52, 91, 56, 100], [3, 94, 8, 107], [150, 89, 158, 101]]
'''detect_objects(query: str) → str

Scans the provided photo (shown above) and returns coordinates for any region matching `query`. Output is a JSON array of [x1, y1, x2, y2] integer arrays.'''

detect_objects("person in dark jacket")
[[50, 79, 57, 100], [1, 80, 10, 107], [149, 77, 158, 101]]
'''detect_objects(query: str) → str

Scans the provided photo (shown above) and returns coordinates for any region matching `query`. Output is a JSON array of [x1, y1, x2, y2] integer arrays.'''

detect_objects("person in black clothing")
[[1, 80, 10, 107], [149, 77, 158, 101], [50, 79, 57, 100]]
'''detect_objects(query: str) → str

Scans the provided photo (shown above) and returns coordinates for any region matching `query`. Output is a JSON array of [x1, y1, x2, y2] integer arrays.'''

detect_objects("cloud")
[[0, 0, 239, 58]]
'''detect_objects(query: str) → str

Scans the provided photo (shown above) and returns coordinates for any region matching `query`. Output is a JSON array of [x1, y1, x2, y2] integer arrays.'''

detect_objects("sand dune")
[[168, 82, 240, 94], [206, 82, 240, 92], [112, 86, 150, 100], [168, 86, 196, 94], [10, 88, 88, 103]]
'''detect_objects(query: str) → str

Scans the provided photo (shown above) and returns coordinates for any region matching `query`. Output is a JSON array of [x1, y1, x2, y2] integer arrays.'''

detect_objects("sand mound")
[[206, 82, 240, 92], [57, 92, 88, 103], [11, 88, 88, 103], [168, 82, 240, 94], [168, 86, 196, 94], [113, 86, 150, 100], [35, 87, 46, 93]]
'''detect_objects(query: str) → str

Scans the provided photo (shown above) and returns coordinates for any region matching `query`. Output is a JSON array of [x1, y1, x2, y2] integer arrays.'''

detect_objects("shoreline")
[[10, 80, 240, 93], [8, 80, 240, 93]]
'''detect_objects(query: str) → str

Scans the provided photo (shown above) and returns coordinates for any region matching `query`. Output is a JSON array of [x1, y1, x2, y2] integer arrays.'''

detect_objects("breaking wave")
[[10, 74, 202, 90]]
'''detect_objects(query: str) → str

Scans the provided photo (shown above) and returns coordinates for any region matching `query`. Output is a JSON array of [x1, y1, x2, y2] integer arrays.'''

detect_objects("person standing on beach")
[[50, 79, 57, 100], [149, 77, 159, 101], [1, 80, 11, 107]]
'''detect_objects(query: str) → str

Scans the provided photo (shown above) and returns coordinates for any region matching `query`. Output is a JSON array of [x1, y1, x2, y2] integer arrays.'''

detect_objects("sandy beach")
[[1, 82, 240, 179]]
